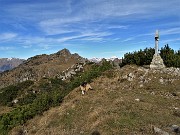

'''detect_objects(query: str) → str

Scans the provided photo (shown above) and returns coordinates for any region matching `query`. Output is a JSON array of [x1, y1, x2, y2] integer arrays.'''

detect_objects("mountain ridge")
[[0, 48, 123, 89], [0, 48, 87, 89]]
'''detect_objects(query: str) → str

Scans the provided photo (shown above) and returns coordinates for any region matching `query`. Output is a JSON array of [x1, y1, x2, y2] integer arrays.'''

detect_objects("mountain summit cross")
[[150, 30, 165, 69], [155, 30, 159, 55]]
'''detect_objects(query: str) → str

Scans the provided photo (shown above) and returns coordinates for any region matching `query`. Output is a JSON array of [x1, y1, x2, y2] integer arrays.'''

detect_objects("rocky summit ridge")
[[0, 49, 87, 89]]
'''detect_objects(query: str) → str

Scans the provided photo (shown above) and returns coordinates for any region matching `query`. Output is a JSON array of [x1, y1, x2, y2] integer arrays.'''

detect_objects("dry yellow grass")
[[0, 106, 12, 115]]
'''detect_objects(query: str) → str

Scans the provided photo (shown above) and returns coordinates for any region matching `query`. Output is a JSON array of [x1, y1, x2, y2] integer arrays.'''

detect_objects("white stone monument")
[[150, 30, 165, 69]]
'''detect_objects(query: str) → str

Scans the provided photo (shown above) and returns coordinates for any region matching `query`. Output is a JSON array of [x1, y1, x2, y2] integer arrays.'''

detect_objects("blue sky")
[[0, 0, 180, 59]]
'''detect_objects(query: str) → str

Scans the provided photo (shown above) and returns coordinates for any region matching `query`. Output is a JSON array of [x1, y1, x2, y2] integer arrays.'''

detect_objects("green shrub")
[[0, 85, 19, 105], [18, 93, 37, 105], [121, 44, 180, 68], [0, 80, 34, 106]]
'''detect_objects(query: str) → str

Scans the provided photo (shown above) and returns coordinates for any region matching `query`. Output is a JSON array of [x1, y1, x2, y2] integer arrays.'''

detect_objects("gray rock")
[[69, 70, 76, 75], [12, 99, 18, 104], [112, 58, 121, 69], [140, 84, 144, 88], [159, 78, 164, 84], [122, 75, 128, 79], [135, 98, 140, 102], [171, 125, 180, 133], [127, 73, 135, 81], [153, 126, 170, 135], [128, 73, 134, 78]]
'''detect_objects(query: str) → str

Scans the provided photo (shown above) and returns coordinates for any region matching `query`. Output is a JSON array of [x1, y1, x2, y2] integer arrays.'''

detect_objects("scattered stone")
[[91, 130, 100, 135], [162, 67, 180, 76], [12, 99, 18, 104], [135, 98, 140, 102], [174, 107, 179, 110], [171, 125, 180, 133], [57, 63, 86, 81], [159, 78, 164, 84], [139, 76, 144, 80], [173, 110, 180, 117], [140, 84, 143, 88], [153, 126, 170, 135], [127, 73, 135, 81], [23, 129, 28, 135], [171, 92, 177, 96], [128, 73, 134, 78]]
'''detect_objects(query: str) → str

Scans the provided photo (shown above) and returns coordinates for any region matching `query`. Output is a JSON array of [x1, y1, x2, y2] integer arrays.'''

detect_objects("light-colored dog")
[[80, 82, 93, 95]]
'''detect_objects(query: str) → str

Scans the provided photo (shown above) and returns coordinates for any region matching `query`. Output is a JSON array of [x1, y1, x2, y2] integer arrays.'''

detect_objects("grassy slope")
[[10, 65, 180, 135]]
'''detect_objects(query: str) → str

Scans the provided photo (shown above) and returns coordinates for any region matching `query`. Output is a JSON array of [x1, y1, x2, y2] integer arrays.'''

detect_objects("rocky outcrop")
[[119, 65, 180, 93], [161, 67, 180, 76], [112, 58, 122, 68], [57, 63, 86, 81], [122, 72, 135, 81]]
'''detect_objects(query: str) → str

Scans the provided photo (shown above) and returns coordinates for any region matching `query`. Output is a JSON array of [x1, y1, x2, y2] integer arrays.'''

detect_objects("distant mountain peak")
[[56, 48, 71, 56], [0, 58, 24, 73], [89, 56, 120, 63], [7, 57, 13, 61]]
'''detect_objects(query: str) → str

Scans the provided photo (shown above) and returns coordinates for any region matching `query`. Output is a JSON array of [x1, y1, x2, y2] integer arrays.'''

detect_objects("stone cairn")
[[150, 30, 165, 69]]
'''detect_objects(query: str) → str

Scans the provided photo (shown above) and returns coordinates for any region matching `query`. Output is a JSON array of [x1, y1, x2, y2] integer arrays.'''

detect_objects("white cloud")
[[22, 44, 32, 49], [56, 31, 112, 42], [3, 0, 180, 26], [80, 37, 103, 41], [0, 33, 17, 41], [3, 1, 72, 21], [39, 17, 81, 27], [2, 0, 178, 38], [107, 25, 128, 29], [121, 37, 135, 42], [41, 28, 74, 36], [12, 30, 112, 50], [39, 17, 81, 35], [79, 0, 180, 20], [0, 46, 14, 51], [38, 44, 52, 50], [161, 38, 180, 44], [160, 28, 180, 35]]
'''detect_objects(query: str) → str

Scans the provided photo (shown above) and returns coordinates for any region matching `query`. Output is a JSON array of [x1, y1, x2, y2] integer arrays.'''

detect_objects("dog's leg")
[[82, 90, 85, 95]]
